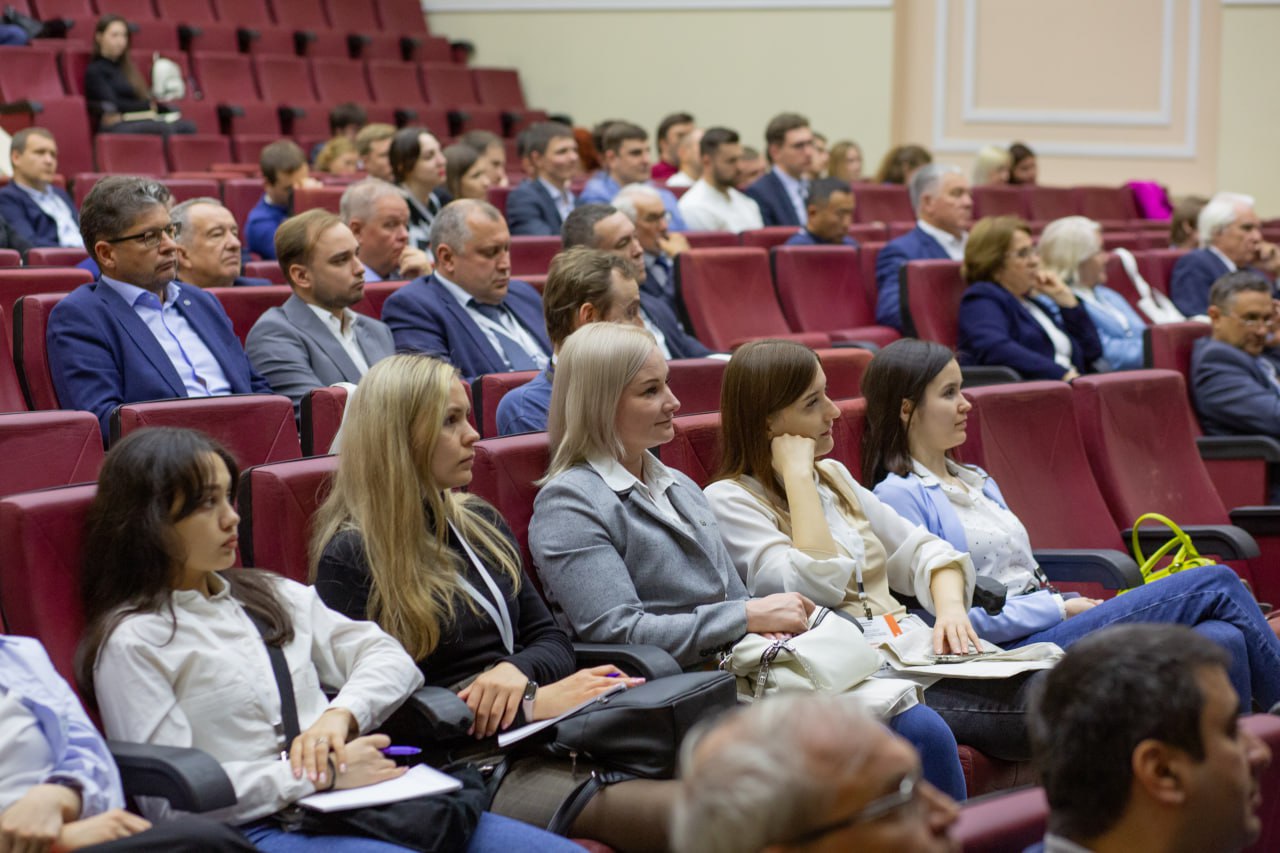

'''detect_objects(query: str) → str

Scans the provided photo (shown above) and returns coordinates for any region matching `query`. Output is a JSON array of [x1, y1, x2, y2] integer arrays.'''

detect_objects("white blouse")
[[94, 573, 424, 824], [1020, 297, 1074, 370]]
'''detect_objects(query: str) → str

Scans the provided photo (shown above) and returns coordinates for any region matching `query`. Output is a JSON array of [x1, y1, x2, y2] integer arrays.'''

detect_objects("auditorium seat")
[[350, 281, 405, 319], [0, 98, 94, 176], [110, 394, 303, 467], [471, 67, 545, 135], [900, 259, 963, 346], [659, 411, 721, 487], [295, 29, 352, 61], [509, 236, 560, 277], [0, 250, 18, 269], [311, 58, 374, 103], [0, 267, 93, 322], [486, 185, 513, 216], [676, 248, 830, 351], [239, 26, 301, 57], [22, 248, 90, 267], [739, 227, 799, 251], [473, 369, 538, 438], [848, 223, 888, 243], [683, 231, 738, 249], [93, 0, 157, 20], [0, 307, 27, 411], [468, 431, 550, 574], [1100, 231, 1141, 252], [1101, 253, 1143, 311], [419, 63, 503, 135], [829, 396, 867, 476], [210, 284, 292, 344], [667, 357, 728, 417], [971, 185, 1027, 220], [210, 0, 275, 28], [366, 59, 426, 103], [375, 0, 430, 35], [189, 52, 282, 138], [13, 293, 64, 410], [243, 261, 286, 284], [0, 410, 102, 495], [952, 786, 1047, 853], [1075, 185, 1140, 226], [301, 385, 347, 456], [293, 185, 345, 214], [161, 177, 222, 204], [236, 454, 338, 582], [858, 241, 884, 310], [156, 0, 217, 25], [1024, 186, 1079, 222], [771, 245, 901, 347], [816, 347, 874, 400], [0, 45, 66, 102], [852, 185, 913, 225], [1134, 248, 1187, 296], [224, 178, 266, 232]]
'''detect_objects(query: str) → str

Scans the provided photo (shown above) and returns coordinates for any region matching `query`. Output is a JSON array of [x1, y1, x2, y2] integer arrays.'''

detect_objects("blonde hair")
[[972, 144, 1011, 185], [543, 323, 657, 482], [1039, 216, 1102, 284], [315, 137, 357, 174], [309, 354, 522, 659]]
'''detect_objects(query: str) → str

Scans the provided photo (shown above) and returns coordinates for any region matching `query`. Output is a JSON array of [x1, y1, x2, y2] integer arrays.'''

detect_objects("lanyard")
[[1075, 287, 1131, 333], [851, 560, 873, 619], [449, 521, 515, 655]]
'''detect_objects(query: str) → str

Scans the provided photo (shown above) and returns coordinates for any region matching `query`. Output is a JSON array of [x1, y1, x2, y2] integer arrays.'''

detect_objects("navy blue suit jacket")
[[957, 281, 1104, 379], [1170, 249, 1231, 317], [47, 280, 271, 439], [784, 229, 859, 248], [874, 226, 950, 329], [641, 292, 712, 358], [381, 275, 551, 381], [506, 180, 568, 237], [0, 181, 78, 248], [1191, 337, 1280, 438], [744, 171, 802, 228]]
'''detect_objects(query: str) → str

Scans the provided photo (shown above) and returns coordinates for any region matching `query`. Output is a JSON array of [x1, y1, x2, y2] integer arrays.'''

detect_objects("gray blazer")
[[245, 294, 396, 414], [529, 457, 750, 668]]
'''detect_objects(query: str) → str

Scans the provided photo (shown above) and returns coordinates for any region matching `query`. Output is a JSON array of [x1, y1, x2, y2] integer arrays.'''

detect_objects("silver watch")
[[521, 680, 538, 721]]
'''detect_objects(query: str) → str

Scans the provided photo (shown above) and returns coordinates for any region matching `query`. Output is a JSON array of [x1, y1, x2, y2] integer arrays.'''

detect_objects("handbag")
[[1123, 512, 1216, 592], [721, 607, 881, 700]]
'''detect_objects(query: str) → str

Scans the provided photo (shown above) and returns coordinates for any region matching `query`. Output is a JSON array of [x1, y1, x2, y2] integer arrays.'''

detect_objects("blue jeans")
[[888, 703, 967, 801], [1009, 565, 1280, 710], [241, 812, 582, 852]]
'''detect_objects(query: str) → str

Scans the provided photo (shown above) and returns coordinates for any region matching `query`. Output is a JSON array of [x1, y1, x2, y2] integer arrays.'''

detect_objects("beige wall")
[[1218, 3, 1280, 215]]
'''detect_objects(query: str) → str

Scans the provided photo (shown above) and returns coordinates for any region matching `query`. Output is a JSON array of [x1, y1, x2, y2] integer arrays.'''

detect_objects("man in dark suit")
[[743, 112, 814, 227], [47, 176, 271, 440], [505, 121, 578, 237], [171, 198, 271, 288], [784, 177, 860, 247], [875, 164, 972, 329], [1191, 271, 1280, 439], [246, 210, 396, 415], [1171, 192, 1275, 317], [340, 178, 431, 282], [0, 127, 83, 250], [382, 199, 551, 381]]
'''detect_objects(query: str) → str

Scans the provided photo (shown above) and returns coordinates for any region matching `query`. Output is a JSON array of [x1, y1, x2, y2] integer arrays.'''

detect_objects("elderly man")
[[382, 199, 550, 381], [671, 693, 960, 853], [744, 113, 815, 227], [0, 127, 82, 249], [613, 183, 691, 312], [875, 164, 973, 329], [1028, 623, 1271, 853], [340, 178, 431, 282], [785, 178, 859, 247], [578, 121, 687, 230], [47, 177, 270, 439], [171, 197, 270, 288], [677, 127, 763, 234], [1171, 193, 1277, 317], [506, 121, 579, 237]]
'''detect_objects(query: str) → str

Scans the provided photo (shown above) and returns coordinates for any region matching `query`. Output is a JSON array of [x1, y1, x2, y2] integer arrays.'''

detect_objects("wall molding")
[[424, 0, 891, 10]]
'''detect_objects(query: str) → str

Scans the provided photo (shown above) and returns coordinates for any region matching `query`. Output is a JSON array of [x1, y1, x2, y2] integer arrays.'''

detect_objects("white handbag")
[[722, 607, 881, 700]]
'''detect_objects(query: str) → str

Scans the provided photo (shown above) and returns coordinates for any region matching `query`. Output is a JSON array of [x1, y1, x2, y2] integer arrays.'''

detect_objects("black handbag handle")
[[247, 610, 302, 750]]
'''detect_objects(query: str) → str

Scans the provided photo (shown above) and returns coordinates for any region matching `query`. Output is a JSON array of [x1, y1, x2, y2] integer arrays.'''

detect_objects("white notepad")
[[299, 764, 462, 812], [497, 682, 628, 748]]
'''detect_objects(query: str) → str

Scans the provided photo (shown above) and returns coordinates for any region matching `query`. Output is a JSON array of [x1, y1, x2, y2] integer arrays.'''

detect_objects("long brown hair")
[[859, 339, 958, 486], [93, 15, 148, 102]]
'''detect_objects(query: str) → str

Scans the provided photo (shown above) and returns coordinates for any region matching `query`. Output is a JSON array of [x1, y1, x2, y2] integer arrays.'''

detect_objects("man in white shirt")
[[340, 178, 432, 283], [677, 127, 764, 234], [0, 127, 83, 249], [245, 209, 396, 415], [663, 128, 703, 189]]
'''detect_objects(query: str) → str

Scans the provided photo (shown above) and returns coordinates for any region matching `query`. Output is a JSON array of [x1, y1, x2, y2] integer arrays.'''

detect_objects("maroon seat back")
[[419, 63, 479, 105], [902, 259, 965, 347], [852, 185, 913, 224], [848, 223, 888, 243], [375, 0, 430, 34], [210, 285, 292, 344], [772, 245, 897, 347], [111, 394, 303, 467], [211, 0, 275, 26], [1102, 254, 1143, 311], [667, 357, 728, 416], [858, 241, 885, 311], [661, 411, 722, 488], [971, 185, 1028, 220], [1143, 321, 1209, 376], [1024, 186, 1079, 222], [830, 397, 867, 477], [468, 432, 550, 574], [237, 455, 338, 583], [167, 134, 233, 172], [1135, 248, 1188, 296], [14, 293, 65, 411], [0, 410, 102, 496], [474, 369, 538, 438], [350, 281, 406, 319], [471, 68, 526, 109], [0, 250, 19, 268], [683, 231, 738, 249], [293, 186, 345, 214], [366, 60, 427, 103], [0, 307, 25, 412], [509, 236, 560, 277], [952, 787, 1048, 853], [739, 227, 799, 251], [191, 52, 263, 104], [93, 134, 165, 174], [817, 347, 873, 400], [243, 260, 287, 284], [1075, 186, 1140, 223], [301, 385, 347, 456], [311, 58, 374, 102], [0, 268, 93, 322], [254, 54, 319, 104]]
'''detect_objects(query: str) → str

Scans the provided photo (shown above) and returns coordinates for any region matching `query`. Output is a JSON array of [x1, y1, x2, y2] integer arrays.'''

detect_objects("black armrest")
[[1196, 434, 1280, 463], [1228, 506, 1280, 538], [1033, 548, 1142, 590], [572, 643, 681, 679], [446, 109, 467, 137], [399, 685, 473, 738], [277, 105, 305, 133], [178, 24, 201, 51], [237, 27, 260, 51], [347, 33, 370, 58], [829, 340, 881, 353], [293, 30, 316, 53], [109, 741, 236, 813], [400, 35, 421, 61], [500, 110, 520, 137], [1123, 524, 1260, 561], [394, 107, 418, 126], [216, 103, 244, 119], [959, 365, 1021, 387], [0, 99, 43, 115]]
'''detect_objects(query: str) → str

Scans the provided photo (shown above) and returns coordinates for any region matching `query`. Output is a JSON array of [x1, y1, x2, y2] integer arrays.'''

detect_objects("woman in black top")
[[84, 15, 195, 136]]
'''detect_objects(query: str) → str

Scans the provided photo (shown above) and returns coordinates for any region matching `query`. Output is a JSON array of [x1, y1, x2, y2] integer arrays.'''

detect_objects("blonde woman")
[[971, 145, 1011, 186]]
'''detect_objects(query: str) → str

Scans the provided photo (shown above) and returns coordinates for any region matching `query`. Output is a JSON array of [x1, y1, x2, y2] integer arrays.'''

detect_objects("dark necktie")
[[470, 301, 538, 370]]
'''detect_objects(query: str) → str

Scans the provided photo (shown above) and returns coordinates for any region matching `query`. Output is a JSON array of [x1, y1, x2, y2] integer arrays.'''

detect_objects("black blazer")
[[744, 170, 803, 227], [506, 180, 568, 237]]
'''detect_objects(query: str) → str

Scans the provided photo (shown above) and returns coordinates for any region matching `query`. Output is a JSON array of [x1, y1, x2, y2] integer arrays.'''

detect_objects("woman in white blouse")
[[863, 338, 1280, 712], [75, 427, 574, 852]]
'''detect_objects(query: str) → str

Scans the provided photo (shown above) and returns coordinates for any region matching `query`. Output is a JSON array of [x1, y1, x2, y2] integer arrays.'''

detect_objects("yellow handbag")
[[1122, 512, 1216, 593]]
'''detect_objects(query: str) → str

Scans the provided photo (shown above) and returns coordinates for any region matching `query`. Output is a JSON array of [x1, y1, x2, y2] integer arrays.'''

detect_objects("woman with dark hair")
[[957, 215, 1106, 380], [861, 338, 1280, 710], [388, 126, 447, 251], [444, 144, 493, 202], [1007, 142, 1037, 185], [83, 15, 195, 136], [76, 427, 565, 852], [874, 143, 932, 185]]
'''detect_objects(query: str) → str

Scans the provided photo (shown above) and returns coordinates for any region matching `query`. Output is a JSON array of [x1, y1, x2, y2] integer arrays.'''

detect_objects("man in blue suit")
[[506, 121, 578, 237], [1191, 271, 1280, 440], [0, 128, 83, 250], [874, 164, 972, 330], [1171, 192, 1273, 317], [784, 178, 859, 247], [578, 121, 687, 231], [743, 112, 814, 228], [47, 177, 272, 440], [382, 199, 551, 382]]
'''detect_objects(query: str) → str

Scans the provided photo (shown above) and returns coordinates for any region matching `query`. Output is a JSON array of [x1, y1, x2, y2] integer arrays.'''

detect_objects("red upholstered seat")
[[95, 0, 157, 20], [255, 54, 319, 104], [858, 241, 885, 310], [667, 357, 728, 417], [155, 0, 216, 24], [0, 46, 66, 101], [509, 236, 560, 277], [0, 308, 21, 411], [300, 385, 346, 456], [829, 397, 867, 476], [468, 432, 550, 575], [224, 178, 265, 232], [1024, 186, 1080, 222], [1101, 254, 1143, 311], [848, 223, 888, 243], [660, 411, 721, 488], [952, 786, 1047, 852], [675, 248, 830, 351], [211, 0, 276, 26], [473, 369, 538, 438], [111, 394, 303, 467], [161, 178, 222, 205], [486, 185, 513, 217], [739, 227, 799, 252], [0, 268, 92, 325], [683, 231, 738, 249], [239, 26, 301, 57], [817, 347, 873, 400], [419, 62, 478, 105], [22, 249, 91, 268], [210, 284, 292, 344], [771, 245, 901, 347], [1135, 248, 1188, 296], [366, 60, 427, 103], [374, 0, 430, 34], [0, 410, 102, 495], [190, 52, 281, 137], [93, 134, 164, 174], [350, 281, 405, 319], [168, 134, 233, 173], [14, 293, 64, 410], [1143, 321, 1208, 376], [971, 185, 1028, 220], [900, 259, 964, 346], [1076, 185, 1140, 224], [310, 58, 373, 103], [471, 68, 526, 110], [243, 261, 286, 284], [296, 30, 352, 61], [852, 184, 913, 225], [0, 250, 19, 268], [293, 186, 345, 214], [237, 454, 338, 582]]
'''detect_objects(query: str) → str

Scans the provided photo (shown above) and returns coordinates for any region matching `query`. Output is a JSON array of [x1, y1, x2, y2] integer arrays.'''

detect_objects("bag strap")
[[247, 610, 302, 750], [544, 770, 635, 837], [1130, 513, 1201, 578]]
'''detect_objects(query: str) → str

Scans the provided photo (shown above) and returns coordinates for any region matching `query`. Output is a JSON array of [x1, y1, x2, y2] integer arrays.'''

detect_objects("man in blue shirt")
[[0, 127, 82, 249], [578, 121, 687, 231], [244, 140, 320, 261], [784, 177, 860, 248]]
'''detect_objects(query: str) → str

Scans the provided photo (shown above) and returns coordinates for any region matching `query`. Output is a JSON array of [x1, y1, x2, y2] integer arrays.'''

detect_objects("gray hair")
[[429, 198, 503, 257], [972, 144, 1011, 185], [80, 176, 173, 256], [1039, 215, 1102, 283], [561, 203, 618, 250], [169, 197, 225, 246], [909, 163, 963, 211], [1198, 192, 1255, 247], [610, 183, 663, 224], [1208, 269, 1270, 311], [671, 694, 881, 853], [340, 177, 404, 225]]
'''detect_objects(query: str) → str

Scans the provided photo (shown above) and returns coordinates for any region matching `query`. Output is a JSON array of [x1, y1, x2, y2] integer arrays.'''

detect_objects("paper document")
[[299, 764, 461, 812], [497, 682, 627, 748]]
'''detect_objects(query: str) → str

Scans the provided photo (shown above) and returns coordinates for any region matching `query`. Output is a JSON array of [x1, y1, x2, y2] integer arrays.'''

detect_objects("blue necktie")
[[470, 301, 538, 370]]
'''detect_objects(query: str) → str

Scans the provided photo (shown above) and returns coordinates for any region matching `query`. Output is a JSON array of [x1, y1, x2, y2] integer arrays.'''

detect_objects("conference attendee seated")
[[506, 121, 579, 237], [971, 144, 1011, 185], [671, 694, 960, 853], [578, 122, 687, 230], [246, 210, 394, 415], [458, 130, 509, 189], [443, 143, 494, 202], [84, 15, 196, 137], [0, 127, 83, 250], [1028, 624, 1272, 853], [313, 137, 359, 177], [383, 199, 550, 381], [743, 113, 814, 227], [354, 122, 396, 182], [662, 127, 702, 189], [735, 145, 767, 191], [78, 183, 174, 281], [496, 247, 643, 436], [1039, 216, 1147, 371], [1192, 271, 1280, 441], [389, 126, 448, 252], [1170, 195, 1209, 250], [676, 127, 764, 234], [875, 163, 972, 329], [784, 177, 859, 247], [244, 140, 320, 262], [874, 144, 932, 185], [340, 178, 432, 282], [0, 213, 31, 259], [1008, 141, 1037, 185], [651, 111, 695, 182], [171, 197, 271, 289], [958, 216, 1105, 381], [1171, 192, 1270, 317], [48, 176, 271, 439], [828, 139, 864, 182], [561, 203, 712, 358], [612, 184, 690, 311]]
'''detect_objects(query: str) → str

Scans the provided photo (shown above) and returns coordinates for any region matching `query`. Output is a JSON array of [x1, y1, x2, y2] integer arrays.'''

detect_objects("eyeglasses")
[[107, 222, 182, 248], [1228, 313, 1271, 328], [780, 769, 923, 845], [1007, 246, 1038, 261]]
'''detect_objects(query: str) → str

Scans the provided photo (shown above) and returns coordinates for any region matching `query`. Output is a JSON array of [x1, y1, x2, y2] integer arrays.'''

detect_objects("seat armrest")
[[398, 686, 474, 738], [1228, 507, 1280, 538], [108, 741, 236, 813], [1033, 549, 1142, 590], [959, 366, 1021, 387], [1196, 435, 1280, 463], [1123, 524, 1260, 561], [829, 340, 882, 353], [572, 643, 682, 679]]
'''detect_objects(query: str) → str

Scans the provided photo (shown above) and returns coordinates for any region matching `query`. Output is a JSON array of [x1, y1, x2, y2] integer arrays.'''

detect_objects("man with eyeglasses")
[[1171, 192, 1279, 318], [743, 113, 815, 228], [671, 693, 960, 853], [47, 176, 271, 440]]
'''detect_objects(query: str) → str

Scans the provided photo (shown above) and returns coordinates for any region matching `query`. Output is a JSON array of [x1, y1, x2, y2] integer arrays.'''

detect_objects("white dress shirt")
[[538, 178, 575, 222], [1209, 245, 1238, 273], [917, 219, 968, 261], [14, 181, 84, 248], [306, 302, 371, 375], [435, 272, 550, 370], [773, 166, 808, 225], [678, 179, 765, 234], [588, 451, 689, 534], [665, 171, 695, 189]]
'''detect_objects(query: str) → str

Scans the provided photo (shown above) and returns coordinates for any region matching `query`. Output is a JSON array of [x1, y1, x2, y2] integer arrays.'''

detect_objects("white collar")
[[910, 457, 983, 490], [436, 272, 486, 311], [1209, 245, 1238, 272], [772, 165, 804, 194], [305, 301, 358, 336], [587, 451, 675, 496], [917, 219, 967, 251]]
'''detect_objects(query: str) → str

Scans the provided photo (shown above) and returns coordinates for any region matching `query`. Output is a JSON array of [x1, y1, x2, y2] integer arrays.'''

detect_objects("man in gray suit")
[[245, 209, 396, 414]]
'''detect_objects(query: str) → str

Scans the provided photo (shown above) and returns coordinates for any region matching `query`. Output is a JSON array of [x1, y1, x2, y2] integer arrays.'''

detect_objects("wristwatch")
[[521, 680, 538, 722]]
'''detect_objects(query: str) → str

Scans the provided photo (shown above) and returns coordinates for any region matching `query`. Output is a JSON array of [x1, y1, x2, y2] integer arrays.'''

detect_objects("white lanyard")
[[449, 521, 515, 654], [1075, 287, 1131, 333]]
